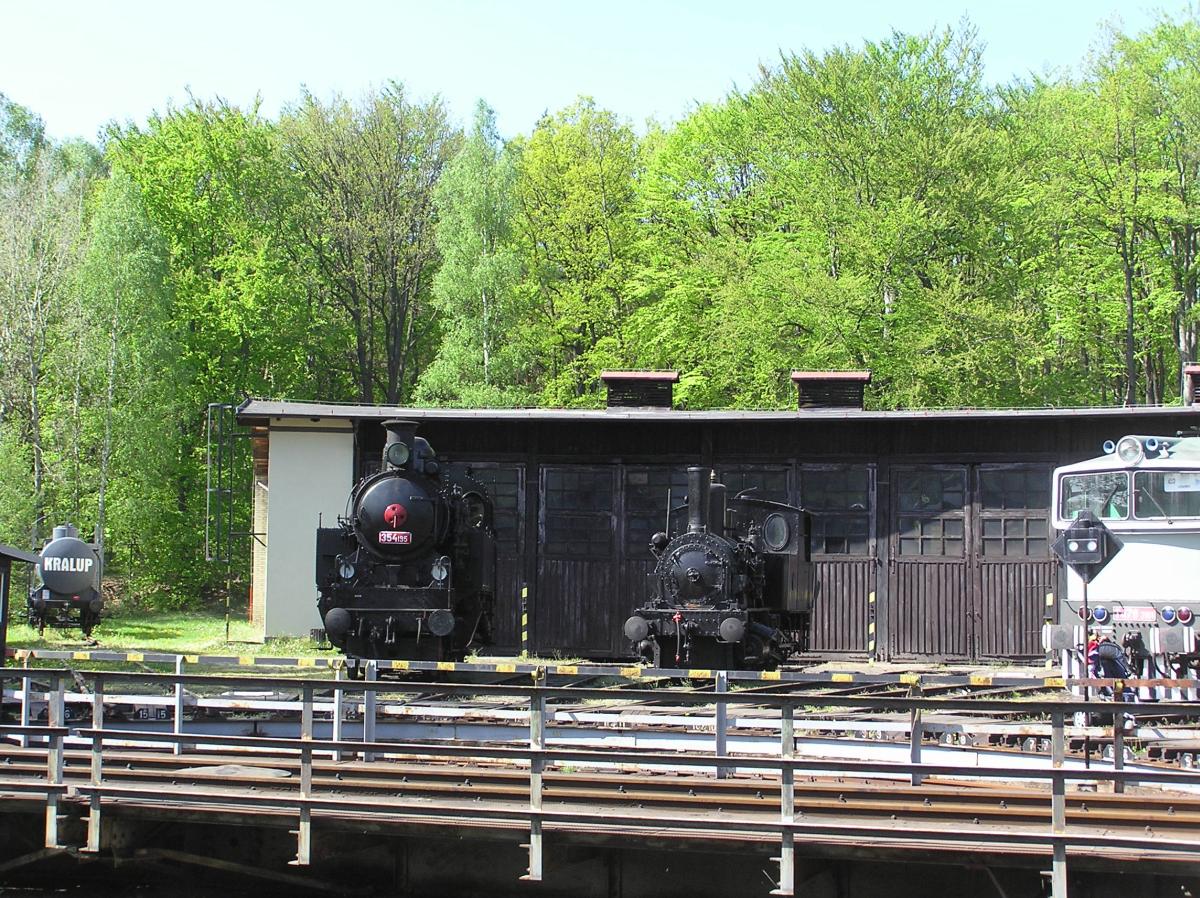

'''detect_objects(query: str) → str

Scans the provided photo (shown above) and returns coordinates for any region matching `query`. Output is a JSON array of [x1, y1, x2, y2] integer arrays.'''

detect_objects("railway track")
[[1, 742, 1196, 838]]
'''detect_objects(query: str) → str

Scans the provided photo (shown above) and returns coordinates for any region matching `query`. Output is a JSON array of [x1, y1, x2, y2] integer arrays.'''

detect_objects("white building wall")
[[264, 421, 354, 637]]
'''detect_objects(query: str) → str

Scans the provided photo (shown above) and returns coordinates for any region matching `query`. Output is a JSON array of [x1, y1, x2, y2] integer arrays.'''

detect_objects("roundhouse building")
[[237, 368, 1200, 662]]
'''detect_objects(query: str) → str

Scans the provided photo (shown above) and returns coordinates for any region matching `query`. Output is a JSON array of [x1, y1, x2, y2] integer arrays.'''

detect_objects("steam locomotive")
[[624, 467, 811, 669], [315, 420, 496, 661], [28, 523, 104, 637]]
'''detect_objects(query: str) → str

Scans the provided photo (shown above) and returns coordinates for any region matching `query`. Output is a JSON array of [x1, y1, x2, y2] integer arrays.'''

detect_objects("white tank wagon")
[[1047, 434, 1200, 696]]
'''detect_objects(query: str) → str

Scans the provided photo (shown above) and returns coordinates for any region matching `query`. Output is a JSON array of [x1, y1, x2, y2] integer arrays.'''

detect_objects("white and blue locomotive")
[[1047, 433, 1200, 689], [315, 421, 496, 661]]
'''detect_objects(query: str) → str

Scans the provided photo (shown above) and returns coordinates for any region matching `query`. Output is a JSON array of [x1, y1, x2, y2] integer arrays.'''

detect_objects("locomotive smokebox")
[[687, 466, 710, 533], [382, 419, 417, 470]]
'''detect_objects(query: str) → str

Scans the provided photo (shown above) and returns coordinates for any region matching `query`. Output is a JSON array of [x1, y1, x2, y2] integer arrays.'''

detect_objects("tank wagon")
[[28, 523, 103, 637]]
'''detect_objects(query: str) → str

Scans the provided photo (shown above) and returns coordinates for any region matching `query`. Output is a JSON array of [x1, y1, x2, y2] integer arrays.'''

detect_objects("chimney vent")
[[791, 370, 871, 410], [601, 370, 679, 409], [1184, 364, 1200, 405]]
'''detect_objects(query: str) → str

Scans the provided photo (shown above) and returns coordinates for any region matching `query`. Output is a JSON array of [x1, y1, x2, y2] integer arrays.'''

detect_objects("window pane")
[[624, 467, 689, 553], [1134, 471, 1200, 519], [1059, 472, 1128, 520]]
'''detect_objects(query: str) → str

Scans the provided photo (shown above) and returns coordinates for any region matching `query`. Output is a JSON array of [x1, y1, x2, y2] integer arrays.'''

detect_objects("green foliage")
[[280, 84, 460, 404], [7, 15, 1200, 612], [510, 98, 644, 405], [418, 101, 533, 406]]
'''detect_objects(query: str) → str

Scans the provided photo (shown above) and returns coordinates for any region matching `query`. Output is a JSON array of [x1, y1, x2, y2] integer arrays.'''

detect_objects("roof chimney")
[[791, 370, 871, 410], [1185, 364, 1200, 406], [601, 370, 679, 409]]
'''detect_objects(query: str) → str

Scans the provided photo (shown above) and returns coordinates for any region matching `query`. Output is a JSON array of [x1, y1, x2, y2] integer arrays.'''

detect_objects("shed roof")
[[0, 544, 38, 565], [237, 398, 1200, 426]]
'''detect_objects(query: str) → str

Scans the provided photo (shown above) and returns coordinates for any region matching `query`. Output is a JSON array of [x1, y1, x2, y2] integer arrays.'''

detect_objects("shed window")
[[470, 465, 523, 551], [623, 467, 689, 555], [979, 467, 1049, 557], [896, 469, 965, 556], [718, 468, 790, 502], [802, 466, 871, 555], [542, 468, 613, 557]]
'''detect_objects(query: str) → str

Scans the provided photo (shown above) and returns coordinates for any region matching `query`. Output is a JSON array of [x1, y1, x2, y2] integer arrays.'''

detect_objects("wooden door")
[[975, 465, 1056, 659], [802, 465, 876, 654], [888, 466, 971, 659], [536, 465, 620, 655]]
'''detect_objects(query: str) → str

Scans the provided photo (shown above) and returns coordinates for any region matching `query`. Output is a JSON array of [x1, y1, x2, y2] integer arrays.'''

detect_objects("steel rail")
[[7, 667, 1194, 716]]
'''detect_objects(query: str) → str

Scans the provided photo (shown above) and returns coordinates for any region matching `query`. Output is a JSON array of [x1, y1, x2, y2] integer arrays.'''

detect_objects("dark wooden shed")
[[239, 398, 1200, 662]]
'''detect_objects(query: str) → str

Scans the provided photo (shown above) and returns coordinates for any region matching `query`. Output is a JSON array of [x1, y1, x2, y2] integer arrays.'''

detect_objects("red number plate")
[[378, 531, 412, 545]]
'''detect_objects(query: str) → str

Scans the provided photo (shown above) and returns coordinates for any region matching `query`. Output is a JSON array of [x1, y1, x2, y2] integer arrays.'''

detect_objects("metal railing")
[[3, 667, 1200, 898]]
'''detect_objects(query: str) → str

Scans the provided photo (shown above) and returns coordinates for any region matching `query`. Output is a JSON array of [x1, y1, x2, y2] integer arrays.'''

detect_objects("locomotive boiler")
[[315, 420, 496, 661], [29, 523, 103, 637], [623, 466, 811, 669]]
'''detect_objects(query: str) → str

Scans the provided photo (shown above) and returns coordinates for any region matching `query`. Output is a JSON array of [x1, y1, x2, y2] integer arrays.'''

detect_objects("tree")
[[281, 83, 460, 404], [0, 140, 92, 545], [418, 101, 530, 406], [510, 98, 643, 405]]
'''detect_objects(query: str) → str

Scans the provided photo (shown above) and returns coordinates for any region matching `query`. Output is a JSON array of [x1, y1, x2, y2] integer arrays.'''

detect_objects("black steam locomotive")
[[29, 523, 104, 637], [624, 467, 811, 669], [315, 420, 496, 661]]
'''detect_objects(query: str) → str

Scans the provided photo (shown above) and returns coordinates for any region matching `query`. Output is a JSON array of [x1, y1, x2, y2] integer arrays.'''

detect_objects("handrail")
[[3, 665, 1198, 898]]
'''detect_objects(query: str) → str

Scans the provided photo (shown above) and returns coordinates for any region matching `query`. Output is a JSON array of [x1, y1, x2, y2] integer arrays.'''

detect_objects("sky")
[[0, 0, 1180, 143]]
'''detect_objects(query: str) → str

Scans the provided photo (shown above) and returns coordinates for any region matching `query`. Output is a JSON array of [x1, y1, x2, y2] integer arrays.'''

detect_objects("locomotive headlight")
[[1085, 540, 1098, 552], [338, 560, 356, 580], [1116, 436, 1144, 465], [385, 442, 411, 467], [431, 556, 450, 582], [763, 513, 791, 552], [1068, 540, 1079, 552]]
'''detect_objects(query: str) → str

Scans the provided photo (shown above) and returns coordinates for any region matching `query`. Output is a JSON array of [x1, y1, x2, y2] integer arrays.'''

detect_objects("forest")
[[2, 18, 1199, 604]]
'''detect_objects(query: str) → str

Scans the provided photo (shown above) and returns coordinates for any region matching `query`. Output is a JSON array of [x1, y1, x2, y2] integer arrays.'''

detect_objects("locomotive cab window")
[[1134, 471, 1200, 519], [1059, 472, 1129, 521]]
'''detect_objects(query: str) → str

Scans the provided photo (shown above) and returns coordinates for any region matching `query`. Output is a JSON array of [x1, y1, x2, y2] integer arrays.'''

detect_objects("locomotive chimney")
[[708, 474, 727, 538], [382, 419, 417, 470], [687, 466, 710, 534]]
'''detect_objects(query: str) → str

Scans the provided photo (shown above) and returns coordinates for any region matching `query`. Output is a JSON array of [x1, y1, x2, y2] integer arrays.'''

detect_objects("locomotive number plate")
[[1113, 606, 1156, 623], [378, 531, 413, 545]]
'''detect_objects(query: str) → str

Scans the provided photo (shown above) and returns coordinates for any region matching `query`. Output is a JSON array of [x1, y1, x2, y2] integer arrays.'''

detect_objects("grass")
[[7, 608, 337, 659]]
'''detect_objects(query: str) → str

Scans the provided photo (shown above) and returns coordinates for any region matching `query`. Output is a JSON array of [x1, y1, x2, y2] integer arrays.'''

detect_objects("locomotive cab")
[[1047, 434, 1200, 688]]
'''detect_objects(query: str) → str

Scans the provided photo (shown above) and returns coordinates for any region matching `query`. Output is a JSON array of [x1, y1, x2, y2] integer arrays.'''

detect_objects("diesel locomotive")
[[1046, 433, 1200, 690], [624, 466, 812, 669], [29, 523, 104, 637], [315, 420, 496, 661]]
